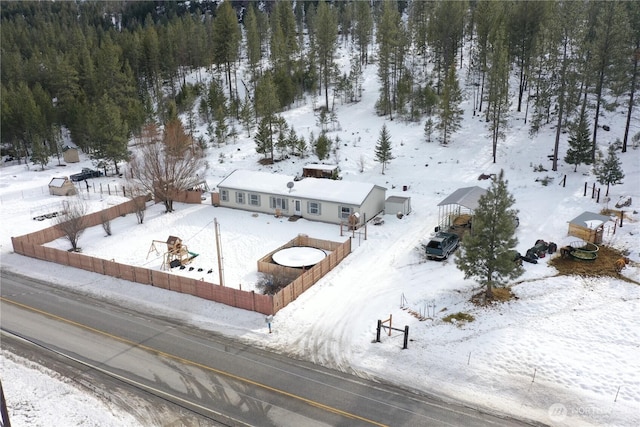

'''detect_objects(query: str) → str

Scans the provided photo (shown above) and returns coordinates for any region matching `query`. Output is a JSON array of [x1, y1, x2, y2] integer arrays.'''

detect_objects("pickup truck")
[[70, 168, 103, 182], [425, 232, 460, 260]]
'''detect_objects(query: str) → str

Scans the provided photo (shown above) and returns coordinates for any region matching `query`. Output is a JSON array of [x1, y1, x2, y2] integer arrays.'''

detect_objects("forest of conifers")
[[1, 1, 638, 172]]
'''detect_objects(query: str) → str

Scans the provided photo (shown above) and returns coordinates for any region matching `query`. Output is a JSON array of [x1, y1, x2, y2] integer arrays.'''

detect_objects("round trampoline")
[[272, 247, 327, 268]]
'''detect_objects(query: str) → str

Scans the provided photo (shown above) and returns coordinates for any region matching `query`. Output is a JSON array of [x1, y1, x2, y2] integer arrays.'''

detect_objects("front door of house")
[[294, 199, 301, 216]]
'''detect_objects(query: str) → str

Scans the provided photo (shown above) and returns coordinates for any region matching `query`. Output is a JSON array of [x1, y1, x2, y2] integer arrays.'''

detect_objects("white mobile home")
[[216, 170, 386, 226]]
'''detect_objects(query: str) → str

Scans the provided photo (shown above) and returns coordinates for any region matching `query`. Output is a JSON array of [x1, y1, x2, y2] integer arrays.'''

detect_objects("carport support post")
[[402, 325, 409, 349]]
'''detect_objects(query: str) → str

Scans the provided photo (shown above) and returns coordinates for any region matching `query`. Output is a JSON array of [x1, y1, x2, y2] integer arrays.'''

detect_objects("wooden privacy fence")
[[257, 234, 351, 313], [11, 199, 351, 315]]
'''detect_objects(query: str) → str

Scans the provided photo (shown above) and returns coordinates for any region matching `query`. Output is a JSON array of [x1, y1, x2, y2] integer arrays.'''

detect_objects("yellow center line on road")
[[1, 296, 388, 427]]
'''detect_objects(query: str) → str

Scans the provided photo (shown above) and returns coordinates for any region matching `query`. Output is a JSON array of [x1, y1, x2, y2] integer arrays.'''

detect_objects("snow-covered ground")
[[1, 61, 639, 427]]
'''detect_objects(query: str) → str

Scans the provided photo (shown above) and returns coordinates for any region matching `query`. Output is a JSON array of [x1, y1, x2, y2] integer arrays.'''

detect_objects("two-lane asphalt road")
[[0, 271, 540, 426]]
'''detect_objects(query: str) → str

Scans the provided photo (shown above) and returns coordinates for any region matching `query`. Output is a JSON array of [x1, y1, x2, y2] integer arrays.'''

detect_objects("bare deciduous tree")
[[131, 190, 148, 224], [101, 210, 112, 236], [129, 121, 208, 213], [55, 198, 88, 251]]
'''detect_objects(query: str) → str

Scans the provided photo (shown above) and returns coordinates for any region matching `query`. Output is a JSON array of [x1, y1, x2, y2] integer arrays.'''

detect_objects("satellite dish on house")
[[287, 181, 294, 193]]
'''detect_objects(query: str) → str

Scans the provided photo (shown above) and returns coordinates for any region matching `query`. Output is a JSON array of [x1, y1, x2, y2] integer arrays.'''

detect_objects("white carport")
[[436, 186, 487, 230]]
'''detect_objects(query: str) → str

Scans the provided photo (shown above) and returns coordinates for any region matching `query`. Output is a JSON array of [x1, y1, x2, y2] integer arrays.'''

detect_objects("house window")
[[308, 201, 321, 215], [236, 192, 245, 204], [248, 193, 261, 206], [339, 206, 353, 220], [221, 189, 229, 202], [270, 196, 288, 211]]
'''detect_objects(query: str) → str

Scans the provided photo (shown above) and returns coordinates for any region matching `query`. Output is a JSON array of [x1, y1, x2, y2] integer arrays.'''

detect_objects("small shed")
[[48, 177, 77, 196], [62, 146, 80, 163], [302, 164, 340, 179], [436, 186, 487, 230], [385, 195, 411, 216], [568, 211, 612, 244]]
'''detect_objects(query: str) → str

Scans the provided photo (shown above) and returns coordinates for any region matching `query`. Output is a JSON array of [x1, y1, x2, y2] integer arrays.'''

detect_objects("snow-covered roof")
[[303, 163, 339, 171], [437, 186, 487, 210], [49, 177, 69, 187], [386, 195, 410, 203], [217, 169, 385, 205], [569, 211, 612, 229]]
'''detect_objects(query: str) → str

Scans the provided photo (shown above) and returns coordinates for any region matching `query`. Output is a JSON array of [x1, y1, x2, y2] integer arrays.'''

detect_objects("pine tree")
[[437, 65, 463, 145], [254, 117, 272, 161], [485, 23, 510, 163], [315, 132, 331, 161], [594, 144, 625, 196], [314, 0, 338, 111], [239, 94, 254, 137], [424, 117, 434, 143], [30, 139, 50, 171], [353, 0, 373, 65], [212, 1, 241, 107], [455, 170, 523, 299], [91, 95, 129, 175], [375, 124, 394, 174], [584, 1, 630, 161], [564, 115, 593, 172]]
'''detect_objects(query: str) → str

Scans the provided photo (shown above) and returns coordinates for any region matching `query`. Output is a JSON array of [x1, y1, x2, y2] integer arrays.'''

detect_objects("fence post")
[[596, 188, 600, 203], [583, 182, 587, 196], [402, 325, 409, 349], [376, 319, 381, 343]]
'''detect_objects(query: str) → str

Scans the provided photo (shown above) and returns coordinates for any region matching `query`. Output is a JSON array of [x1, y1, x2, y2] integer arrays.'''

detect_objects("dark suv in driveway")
[[425, 232, 460, 260], [70, 168, 102, 182]]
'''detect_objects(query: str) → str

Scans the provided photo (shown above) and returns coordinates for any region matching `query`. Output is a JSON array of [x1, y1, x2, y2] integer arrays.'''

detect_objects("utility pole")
[[214, 218, 225, 286]]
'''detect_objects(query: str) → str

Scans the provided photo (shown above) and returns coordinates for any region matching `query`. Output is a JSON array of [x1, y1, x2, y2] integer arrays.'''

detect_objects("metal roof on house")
[[437, 186, 487, 210], [217, 169, 385, 205], [569, 211, 613, 228]]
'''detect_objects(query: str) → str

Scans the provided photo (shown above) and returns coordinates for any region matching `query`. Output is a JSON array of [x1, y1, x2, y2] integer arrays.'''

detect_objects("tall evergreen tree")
[[375, 124, 394, 174], [530, 0, 586, 171], [583, 1, 630, 161], [244, 5, 263, 91], [455, 170, 523, 299], [376, 0, 404, 120], [437, 65, 463, 145], [427, 0, 466, 94], [564, 114, 593, 172], [212, 1, 241, 107], [91, 94, 129, 175], [594, 144, 625, 197], [507, 0, 548, 112], [353, 0, 373, 65], [313, 0, 338, 111], [622, 1, 640, 153], [485, 23, 510, 163], [255, 73, 281, 161]]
